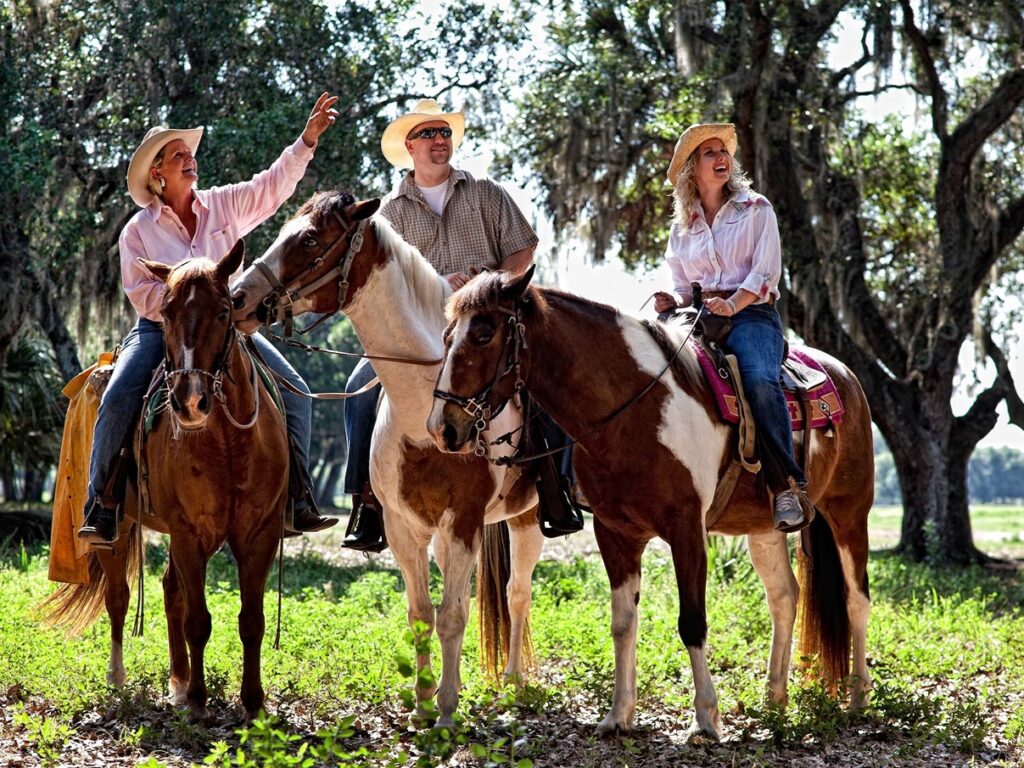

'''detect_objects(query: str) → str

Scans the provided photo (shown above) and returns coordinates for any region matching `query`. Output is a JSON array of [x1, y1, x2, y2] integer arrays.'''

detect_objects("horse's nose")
[[197, 394, 210, 414], [443, 423, 460, 452], [169, 392, 183, 413]]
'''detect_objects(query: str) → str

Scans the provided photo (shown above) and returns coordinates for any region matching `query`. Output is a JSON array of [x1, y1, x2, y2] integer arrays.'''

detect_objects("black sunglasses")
[[410, 127, 453, 140]]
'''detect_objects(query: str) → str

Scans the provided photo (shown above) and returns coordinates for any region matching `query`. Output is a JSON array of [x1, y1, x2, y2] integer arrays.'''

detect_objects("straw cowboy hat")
[[380, 98, 465, 170], [126, 125, 204, 207], [666, 123, 737, 187]]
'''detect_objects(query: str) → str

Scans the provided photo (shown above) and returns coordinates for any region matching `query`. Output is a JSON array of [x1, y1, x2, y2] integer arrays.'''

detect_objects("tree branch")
[[899, 0, 947, 140]]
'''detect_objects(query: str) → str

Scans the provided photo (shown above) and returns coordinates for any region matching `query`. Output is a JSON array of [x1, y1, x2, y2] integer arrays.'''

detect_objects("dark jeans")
[[86, 318, 314, 510], [343, 358, 381, 495], [723, 304, 805, 491]]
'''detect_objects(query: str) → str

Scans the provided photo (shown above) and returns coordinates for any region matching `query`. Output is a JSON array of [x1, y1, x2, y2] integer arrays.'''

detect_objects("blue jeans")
[[343, 358, 381, 495], [723, 304, 805, 491], [86, 318, 313, 509]]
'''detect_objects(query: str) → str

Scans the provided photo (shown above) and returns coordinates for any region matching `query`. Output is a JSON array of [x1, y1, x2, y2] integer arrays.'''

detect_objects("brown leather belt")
[[702, 290, 776, 306]]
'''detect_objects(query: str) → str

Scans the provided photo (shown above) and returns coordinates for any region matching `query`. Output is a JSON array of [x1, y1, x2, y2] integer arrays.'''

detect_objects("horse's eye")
[[218, 309, 230, 322], [470, 327, 494, 345], [303, 236, 318, 248]]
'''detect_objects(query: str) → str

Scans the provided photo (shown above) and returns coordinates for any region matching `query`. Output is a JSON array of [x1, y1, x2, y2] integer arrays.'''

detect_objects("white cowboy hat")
[[666, 123, 737, 187], [126, 125, 204, 207], [380, 98, 465, 170]]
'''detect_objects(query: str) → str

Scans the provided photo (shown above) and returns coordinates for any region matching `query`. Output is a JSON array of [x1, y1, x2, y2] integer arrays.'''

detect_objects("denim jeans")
[[723, 304, 805, 491], [86, 318, 313, 510], [343, 358, 381, 495]]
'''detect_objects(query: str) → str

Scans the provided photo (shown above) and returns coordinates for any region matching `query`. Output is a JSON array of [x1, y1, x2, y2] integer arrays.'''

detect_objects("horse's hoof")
[[434, 714, 456, 731], [684, 722, 720, 745], [168, 677, 188, 705], [106, 670, 126, 688], [594, 716, 631, 738], [189, 705, 211, 723]]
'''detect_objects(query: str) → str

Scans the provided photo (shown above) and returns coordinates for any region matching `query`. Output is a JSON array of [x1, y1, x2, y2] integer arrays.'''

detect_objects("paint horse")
[[429, 268, 874, 740], [43, 243, 289, 721], [230, 191, 544, 727]]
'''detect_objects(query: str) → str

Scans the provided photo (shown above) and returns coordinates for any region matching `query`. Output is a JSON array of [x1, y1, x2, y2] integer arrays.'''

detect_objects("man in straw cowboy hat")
[[77, 93, 341, 547], [341, 98, 584, 551], [656, 122, 810, 532]]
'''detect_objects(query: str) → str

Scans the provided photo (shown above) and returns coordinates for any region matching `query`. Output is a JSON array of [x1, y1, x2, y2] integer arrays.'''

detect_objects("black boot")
[[343, 484, 387, 553], [535, 457, 585, 538], [286, 487, 338, 534], [77, 498, 119, 548]]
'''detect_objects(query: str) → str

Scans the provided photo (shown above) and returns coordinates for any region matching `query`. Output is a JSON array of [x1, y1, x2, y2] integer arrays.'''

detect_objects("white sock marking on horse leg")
[[687, 645, 722, 740], [504, 522, 543, 681], [595, 574, 640, 735], [106, 640, 126, 687], [838, 545, 872, 707], [747, 531, 798, 706], [434, 533, 478, 728]]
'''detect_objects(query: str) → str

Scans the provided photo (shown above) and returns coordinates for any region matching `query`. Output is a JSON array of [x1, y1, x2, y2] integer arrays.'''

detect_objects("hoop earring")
[[159, 177, 166, 190]]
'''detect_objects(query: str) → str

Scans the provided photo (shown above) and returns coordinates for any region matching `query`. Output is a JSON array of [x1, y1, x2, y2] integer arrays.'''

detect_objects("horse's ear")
[[140, 258, 172, 284], [346, 198, 381, 221], [216, 239, 245, 283], [500, 264, 535, 301]]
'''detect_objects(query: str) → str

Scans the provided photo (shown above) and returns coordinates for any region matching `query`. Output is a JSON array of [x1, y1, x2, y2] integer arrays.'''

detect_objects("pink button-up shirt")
[[664, 189, 781, 304], [120, 137, 315, 321]]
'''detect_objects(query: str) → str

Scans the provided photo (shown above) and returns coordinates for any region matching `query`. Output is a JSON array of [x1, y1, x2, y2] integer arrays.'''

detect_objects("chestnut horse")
[[231, 191, 544, 727], [43, 243, 289, 721], [429, 268, 874, 740]]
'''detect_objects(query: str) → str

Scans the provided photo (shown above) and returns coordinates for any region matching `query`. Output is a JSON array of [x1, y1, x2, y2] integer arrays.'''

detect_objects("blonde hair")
[[672, 150, 752, 226], [146, 145, 167, 198]]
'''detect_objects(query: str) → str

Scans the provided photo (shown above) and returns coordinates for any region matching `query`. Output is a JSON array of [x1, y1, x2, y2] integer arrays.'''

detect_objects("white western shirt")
[[664, 188, 781, 304]]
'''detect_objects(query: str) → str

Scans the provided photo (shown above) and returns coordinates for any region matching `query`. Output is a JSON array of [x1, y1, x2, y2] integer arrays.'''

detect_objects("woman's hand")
[[653, 291, 679, 313], [705, 296, 737, 316], [301, 92, 340, 148]]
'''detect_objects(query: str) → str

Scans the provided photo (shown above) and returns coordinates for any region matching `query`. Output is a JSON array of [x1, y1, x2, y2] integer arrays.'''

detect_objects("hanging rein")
[[433, 296, 706, 465]]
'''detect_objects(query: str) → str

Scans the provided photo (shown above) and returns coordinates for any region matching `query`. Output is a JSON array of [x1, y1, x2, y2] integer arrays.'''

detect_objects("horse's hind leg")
[[593, 517, 647, 737], [163, 552, 189, 704], [504, 514, 543, 682], [96, 527, 134, 687], [747, 531, 798, 707], [230, 524, 280, 721], [832, 505, 872, 708], [434, 522, 481, 729]]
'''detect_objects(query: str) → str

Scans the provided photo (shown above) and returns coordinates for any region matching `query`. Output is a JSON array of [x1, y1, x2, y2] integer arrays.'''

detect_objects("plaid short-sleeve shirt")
[[380, 168, 538, 274]]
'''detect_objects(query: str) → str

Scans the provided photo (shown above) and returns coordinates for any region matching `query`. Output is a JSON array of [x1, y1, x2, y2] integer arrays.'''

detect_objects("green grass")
[[1, 513, 1024, 766]]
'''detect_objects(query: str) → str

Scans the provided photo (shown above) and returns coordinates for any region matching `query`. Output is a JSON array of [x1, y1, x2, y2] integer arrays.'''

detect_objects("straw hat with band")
[[380, 98, 465, 170], [666, 123, 737, 187], [126, 126, 205, 208]]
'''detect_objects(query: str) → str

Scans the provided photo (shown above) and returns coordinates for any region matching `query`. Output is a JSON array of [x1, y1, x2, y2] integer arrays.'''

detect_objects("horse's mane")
[[293, 188, 355, 229], [449, 272, 704, 390], [371, 214, 448, 316]]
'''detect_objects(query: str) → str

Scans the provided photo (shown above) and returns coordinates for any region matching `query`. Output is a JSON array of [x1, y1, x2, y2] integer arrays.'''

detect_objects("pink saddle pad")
[[693, 344, 843, 431]]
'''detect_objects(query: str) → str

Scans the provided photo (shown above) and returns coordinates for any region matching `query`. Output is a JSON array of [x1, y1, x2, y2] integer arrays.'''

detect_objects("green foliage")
[[4, 530, 1024, 763]]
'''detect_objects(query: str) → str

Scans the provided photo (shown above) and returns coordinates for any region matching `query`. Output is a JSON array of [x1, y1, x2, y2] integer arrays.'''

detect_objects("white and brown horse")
[[230, 191, 544, 727], [429, 267, 874, 740], [44, 244, 289, 721]]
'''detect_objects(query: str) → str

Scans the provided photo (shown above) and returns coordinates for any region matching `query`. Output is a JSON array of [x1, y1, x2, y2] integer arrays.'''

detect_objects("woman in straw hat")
[[77, 92, 340, 546], [654, 123, 808, 532]]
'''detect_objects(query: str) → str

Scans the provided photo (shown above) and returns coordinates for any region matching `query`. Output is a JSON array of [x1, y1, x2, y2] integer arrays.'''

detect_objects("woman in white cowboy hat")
[[655, 122, 809, 532], [78, 92, 341, 546]]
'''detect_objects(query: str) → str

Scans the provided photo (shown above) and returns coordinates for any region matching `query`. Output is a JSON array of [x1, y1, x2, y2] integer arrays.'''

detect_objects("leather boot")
[[535, 456, 585, 538], [343, 483, 387, 553], [77, 498, 119, 549], [286, 486, 338, 534]]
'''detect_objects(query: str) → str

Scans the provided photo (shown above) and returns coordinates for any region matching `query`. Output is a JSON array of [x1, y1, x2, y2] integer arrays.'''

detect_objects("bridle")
[[434, 293, 706, 463], [254, 211, 368, 336], [163, 299, 261, 429], [432, 301, 529, 457]]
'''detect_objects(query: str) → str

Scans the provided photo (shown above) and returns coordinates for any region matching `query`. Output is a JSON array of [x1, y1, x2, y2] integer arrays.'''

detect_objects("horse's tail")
[[796, 512, 850, 689], [37, 522, 142, 635], [477, 521, 532, 679]]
